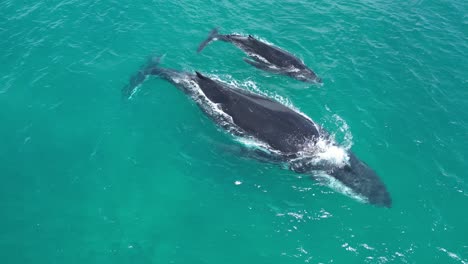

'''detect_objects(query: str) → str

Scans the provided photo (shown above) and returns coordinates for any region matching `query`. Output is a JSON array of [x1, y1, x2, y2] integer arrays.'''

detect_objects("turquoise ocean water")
[[1, 0, 467, 263]]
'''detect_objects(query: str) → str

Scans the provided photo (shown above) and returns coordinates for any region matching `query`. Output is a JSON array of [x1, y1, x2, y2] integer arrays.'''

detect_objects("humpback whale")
[[197, 28, 321, 84], [123, 56, 391, 207]]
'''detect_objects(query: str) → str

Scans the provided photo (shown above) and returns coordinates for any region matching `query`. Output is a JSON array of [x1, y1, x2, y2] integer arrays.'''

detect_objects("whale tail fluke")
[[122, 55, 163, 99], [197, 28, 220, 53]]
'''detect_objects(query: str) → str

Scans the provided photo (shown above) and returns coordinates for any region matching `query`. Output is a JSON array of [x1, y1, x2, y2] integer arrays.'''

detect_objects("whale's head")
[[289, 68, 322, 83], [291, 150, 391, 207], [329, 152, 392, 207]]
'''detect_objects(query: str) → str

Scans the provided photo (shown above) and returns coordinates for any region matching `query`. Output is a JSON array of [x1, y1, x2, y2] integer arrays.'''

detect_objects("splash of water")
[[323, 106, 354, 151]]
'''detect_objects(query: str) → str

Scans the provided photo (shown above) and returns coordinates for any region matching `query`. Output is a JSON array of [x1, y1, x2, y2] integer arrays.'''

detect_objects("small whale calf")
[[197, 28, 321, 83], [123, 56, 392, 207]]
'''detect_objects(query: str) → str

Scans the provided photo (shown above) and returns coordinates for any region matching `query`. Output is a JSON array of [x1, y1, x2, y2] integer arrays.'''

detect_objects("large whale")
[[123, 56, 391, 207], [197, 28, 322, 84]]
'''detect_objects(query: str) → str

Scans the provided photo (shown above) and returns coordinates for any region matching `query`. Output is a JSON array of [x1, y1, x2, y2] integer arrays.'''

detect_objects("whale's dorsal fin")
[[248, 34, 254, 39], [195, 71, 207, 79]]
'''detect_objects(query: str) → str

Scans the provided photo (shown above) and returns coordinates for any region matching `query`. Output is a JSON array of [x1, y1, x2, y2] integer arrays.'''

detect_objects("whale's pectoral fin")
[[243, 58, 275, 72]]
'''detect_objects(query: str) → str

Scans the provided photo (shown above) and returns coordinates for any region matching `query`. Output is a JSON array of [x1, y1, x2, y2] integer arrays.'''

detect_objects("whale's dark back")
[[224, 35, 304, 69], [194, 72, 319, 153]]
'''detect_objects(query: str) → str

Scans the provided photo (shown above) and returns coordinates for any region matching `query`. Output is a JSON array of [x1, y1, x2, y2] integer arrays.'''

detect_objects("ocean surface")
[[1, 0, 467, 263]]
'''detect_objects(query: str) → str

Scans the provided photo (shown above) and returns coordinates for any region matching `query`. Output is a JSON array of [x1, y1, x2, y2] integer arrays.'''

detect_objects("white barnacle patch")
[[285, 66, 301, 73], [246, 52, 270, 64]]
